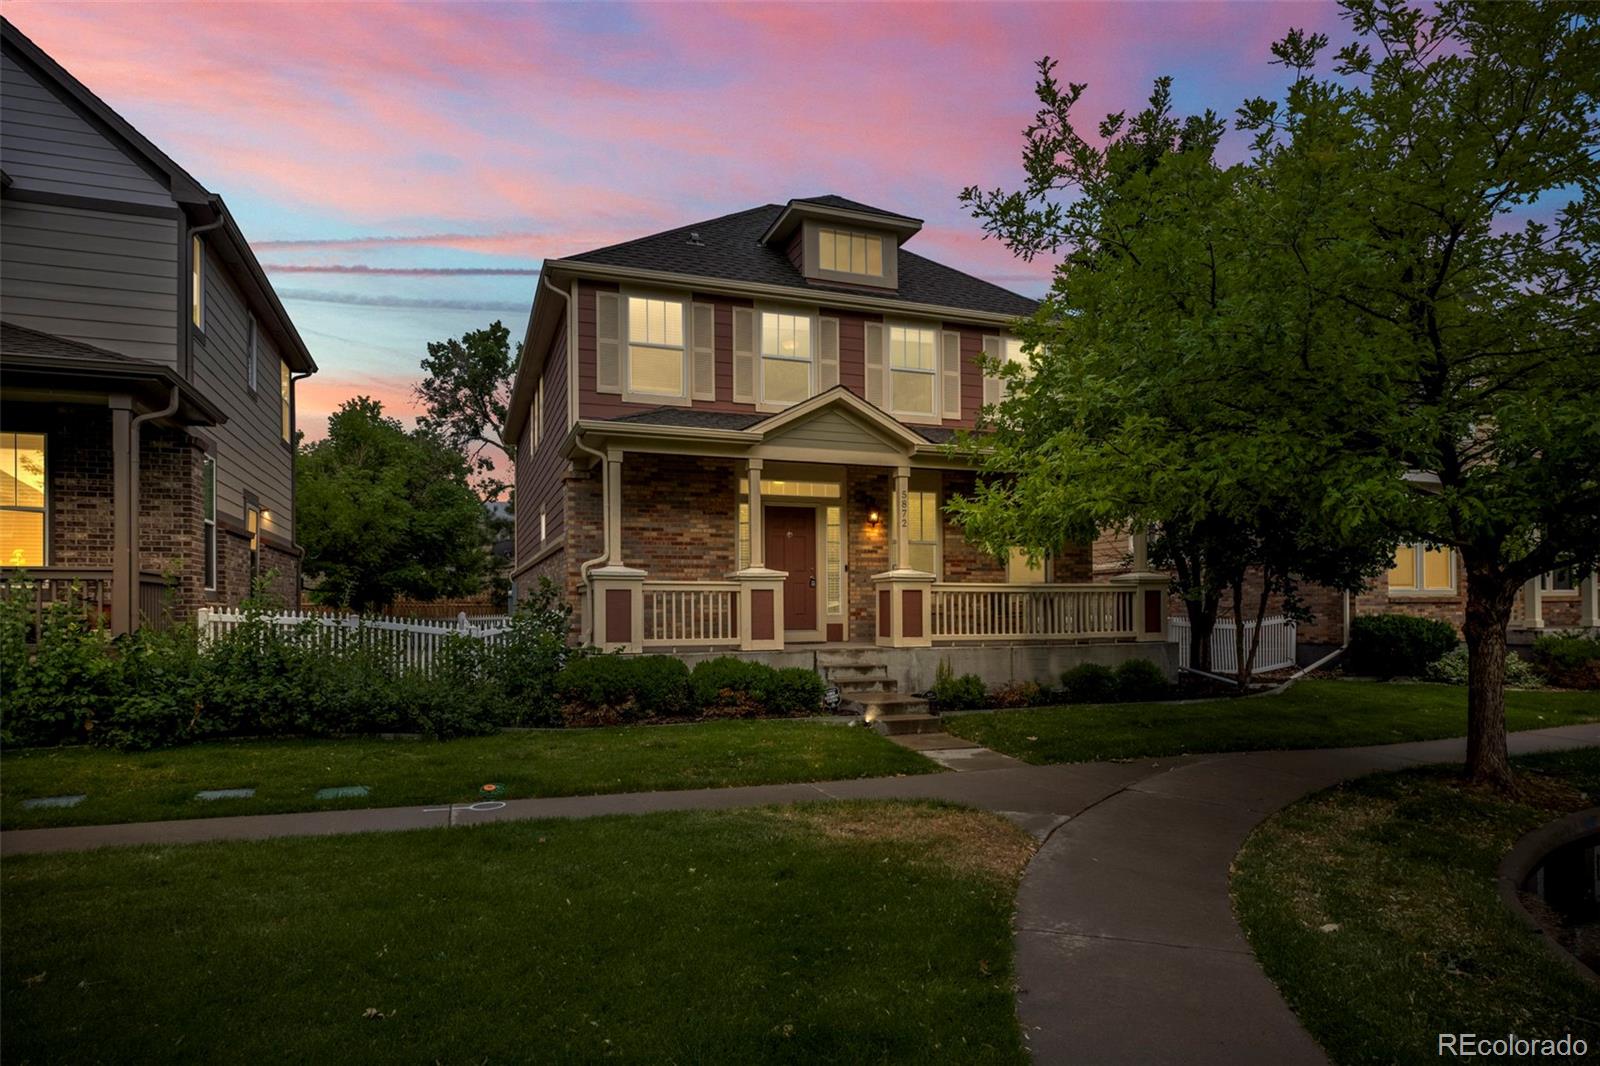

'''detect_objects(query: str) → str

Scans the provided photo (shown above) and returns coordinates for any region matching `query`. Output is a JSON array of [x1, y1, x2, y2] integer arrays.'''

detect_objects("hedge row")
[[554, 655, 827, 726], [928, 657, 1173, 710]]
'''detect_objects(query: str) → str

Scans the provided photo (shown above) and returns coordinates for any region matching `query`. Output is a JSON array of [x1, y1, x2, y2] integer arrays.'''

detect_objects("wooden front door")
[[766, 506, 817, 632]]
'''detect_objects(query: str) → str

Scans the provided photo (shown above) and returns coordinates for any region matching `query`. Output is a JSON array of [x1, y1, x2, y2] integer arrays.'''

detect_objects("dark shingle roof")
[[564, 203, 1036, 318], [2, 320, 142, 363], [791, 194, 920, 222], [603, 405, 955, 443]]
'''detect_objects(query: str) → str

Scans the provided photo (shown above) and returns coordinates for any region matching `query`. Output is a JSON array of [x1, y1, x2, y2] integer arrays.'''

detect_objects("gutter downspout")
[[1278, 589, 1353, 687], [572, 433, 610, 645], [125, 386, 181, 630]]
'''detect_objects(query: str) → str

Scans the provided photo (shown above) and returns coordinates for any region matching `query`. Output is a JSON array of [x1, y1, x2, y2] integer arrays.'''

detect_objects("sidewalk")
[[6, 722, 1598, 1064]]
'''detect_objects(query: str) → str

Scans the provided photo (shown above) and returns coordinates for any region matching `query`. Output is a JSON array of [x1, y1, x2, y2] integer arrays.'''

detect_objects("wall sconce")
[[867, 510, 881, 527]]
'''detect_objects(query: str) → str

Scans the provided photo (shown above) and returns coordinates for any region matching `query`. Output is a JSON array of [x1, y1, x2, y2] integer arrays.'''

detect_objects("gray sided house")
[[0, 20, 315, 632], [507, 196, 1173, 694]]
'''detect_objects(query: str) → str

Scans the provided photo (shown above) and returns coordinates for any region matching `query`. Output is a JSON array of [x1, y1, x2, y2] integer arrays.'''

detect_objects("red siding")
[[514, 313, 568, 567]]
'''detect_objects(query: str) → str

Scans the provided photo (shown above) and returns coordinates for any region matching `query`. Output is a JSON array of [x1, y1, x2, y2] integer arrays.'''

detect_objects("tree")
[[1239, 2, 1600, 785], [415, 321, 520, 501], [298, 398, 493, 612], [952, 68, 1395, 686]]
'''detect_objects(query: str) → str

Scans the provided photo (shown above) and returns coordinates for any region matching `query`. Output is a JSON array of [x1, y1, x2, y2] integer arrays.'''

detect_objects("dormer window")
[[818, 228, 883, 277]]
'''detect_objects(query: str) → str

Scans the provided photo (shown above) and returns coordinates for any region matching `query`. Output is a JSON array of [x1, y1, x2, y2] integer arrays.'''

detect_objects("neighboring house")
[[507, 195, 1169, 688], [0, 21, 315, 632]]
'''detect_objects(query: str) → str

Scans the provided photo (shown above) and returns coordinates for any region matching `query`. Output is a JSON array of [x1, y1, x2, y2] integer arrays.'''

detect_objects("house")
[[506, 195, 1170, 690], [0, 20, 315, 632]]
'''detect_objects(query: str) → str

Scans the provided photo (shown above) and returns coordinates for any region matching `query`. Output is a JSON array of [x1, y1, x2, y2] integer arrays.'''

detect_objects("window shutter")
[[691, 302, 716, 400], [595, 291, 621, 394], [981, 334, 1003, 407], [819, 316, 840, 391], [940, 330, 961, 419], [732, 307, 755, 403], [864, 321, 886, 407]]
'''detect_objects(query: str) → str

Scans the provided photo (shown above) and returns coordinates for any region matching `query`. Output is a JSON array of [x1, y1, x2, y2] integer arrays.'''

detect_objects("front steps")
[[816, 649, 938, 735]]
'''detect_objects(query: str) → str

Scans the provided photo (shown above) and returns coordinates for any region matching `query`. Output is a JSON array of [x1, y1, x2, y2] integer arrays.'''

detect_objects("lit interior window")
[[0, 432, 46, 567], [627, 296, 686, 396]]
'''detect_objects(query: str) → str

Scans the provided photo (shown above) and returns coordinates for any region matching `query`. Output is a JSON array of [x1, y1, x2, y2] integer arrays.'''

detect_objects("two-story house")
[[0, 20, 315, 632], [508, 196, 1170, 690]]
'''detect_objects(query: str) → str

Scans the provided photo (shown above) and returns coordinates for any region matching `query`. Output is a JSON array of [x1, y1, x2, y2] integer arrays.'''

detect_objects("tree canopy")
[[415, 320, 520, 502], [298, 398, 493, 612]]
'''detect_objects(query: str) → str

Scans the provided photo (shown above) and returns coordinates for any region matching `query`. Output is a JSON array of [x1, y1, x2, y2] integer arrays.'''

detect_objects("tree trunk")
[[1463, 566, 1518, 790], [1231, 575, 1248, 692], [1184, 592, 1220, 673], [1238, 576, 1274, 691]]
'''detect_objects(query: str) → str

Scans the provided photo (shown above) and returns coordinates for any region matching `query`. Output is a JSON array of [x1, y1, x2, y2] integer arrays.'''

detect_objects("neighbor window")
[[247, 315, 259, 393], [190, 236, 205, 329], [279, 360, 291, 443], [1540, 569, 1577, 592], [1389, 542, 1454, 592], [901, 488, 940, 574], [0, 432, 46, 568], [202, 457, 217, 590], [888, 324, 937, 417], [244, 502, 261, 583], [1007, 547, 1048, 585], [817, 228, 884, 277], [626, 295, 686, 397], [760, 311, 813, 406]]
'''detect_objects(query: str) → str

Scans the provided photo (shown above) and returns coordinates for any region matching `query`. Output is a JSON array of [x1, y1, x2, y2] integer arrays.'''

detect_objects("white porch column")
[[893, 465, 911, 571], [746, 458, 765, 569], [1131, 528, 1149, 573], [1580, 571, 1599, 629], [1522, 576, 1545, 630], [604, 447, 625, 566]]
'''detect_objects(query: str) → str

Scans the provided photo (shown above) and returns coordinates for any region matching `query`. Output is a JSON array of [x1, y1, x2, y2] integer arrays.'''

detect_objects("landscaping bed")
[[943, 679, 1600, 764], [0, 719, 935, 831], [1231, 748, 1600, 1065], [2, 801, 1031, 1064]]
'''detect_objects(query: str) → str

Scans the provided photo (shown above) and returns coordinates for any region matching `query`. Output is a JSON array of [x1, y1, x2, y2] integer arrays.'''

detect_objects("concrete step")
[[832, 676, 898, 695], [871, 713, 944, 736], [821, 663, 889, 680], [816, 647, 889, 667]]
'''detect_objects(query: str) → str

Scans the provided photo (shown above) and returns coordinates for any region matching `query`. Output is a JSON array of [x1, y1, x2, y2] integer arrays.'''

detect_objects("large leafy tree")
[[415, 321, 520, 501], [1239, 1, 1600, 786], [298, 398, 492, 612], [953, 71, 1394, 684]]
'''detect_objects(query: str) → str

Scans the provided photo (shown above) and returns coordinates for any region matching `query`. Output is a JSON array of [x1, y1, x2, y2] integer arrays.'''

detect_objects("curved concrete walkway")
[[6, 723, 1599, 1063]]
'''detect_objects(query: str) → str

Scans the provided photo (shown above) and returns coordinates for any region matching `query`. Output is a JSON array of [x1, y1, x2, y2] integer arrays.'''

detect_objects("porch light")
[[867, 510, 881, 526]]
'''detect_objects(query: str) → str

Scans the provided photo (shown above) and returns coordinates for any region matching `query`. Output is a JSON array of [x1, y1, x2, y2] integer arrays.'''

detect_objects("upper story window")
[[190, 236, 205, 330], [626, 295, 687, 398], [888, 324, 937, 417], [1389, 542, 1454, 593], [0, 432, 47, 567], [532, 376, 544, 450], [760, 311, 813, 406], [818, 228, 883, 277], [279, 360, 292, 444]]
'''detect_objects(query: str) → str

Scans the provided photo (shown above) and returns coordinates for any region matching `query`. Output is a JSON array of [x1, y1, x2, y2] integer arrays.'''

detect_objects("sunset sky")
[[5, 1, 1350, 437]]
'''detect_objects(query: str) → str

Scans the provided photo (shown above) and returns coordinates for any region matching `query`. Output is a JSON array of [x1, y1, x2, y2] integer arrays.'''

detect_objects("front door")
[[766, 506, 817, 633]]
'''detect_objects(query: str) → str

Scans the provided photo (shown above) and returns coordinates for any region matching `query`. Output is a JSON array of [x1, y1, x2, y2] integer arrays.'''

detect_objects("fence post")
[[196, 607, 211, 648]]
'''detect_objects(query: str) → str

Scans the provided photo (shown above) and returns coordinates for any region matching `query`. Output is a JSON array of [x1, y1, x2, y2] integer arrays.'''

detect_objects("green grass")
[[944, 679, 1600, 764], [0, 719, 935, 831], [1231, 748, 1600, 1065], [1, 801, 1032, 1064]]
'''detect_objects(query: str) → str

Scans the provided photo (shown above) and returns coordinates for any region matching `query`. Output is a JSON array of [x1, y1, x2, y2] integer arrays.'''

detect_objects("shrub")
[[488, 581, 578, 727], [690, 656, 773, 716], [1114, 657, 1173, 702], [94, 625, 209, 750], [989, 681, 1041, 709], [1346, 614, 1459, 678], [1422, 646, 1544, 689], [930, 660, 988, 710], [1060, 662, 1119, 704], [1532, 632, 1600, 689], [0, 590, 115, 747], [556, 654, 691, 725], [765, 667, 827, 716]]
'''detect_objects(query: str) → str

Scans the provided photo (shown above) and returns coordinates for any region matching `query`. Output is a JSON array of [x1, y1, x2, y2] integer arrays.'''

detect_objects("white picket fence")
[[196, 608, 512, 674], [1170, 613, 1297, 674]]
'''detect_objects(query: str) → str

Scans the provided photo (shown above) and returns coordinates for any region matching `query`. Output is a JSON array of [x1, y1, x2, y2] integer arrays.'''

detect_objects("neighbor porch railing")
[[1170, 613, 1297, 673], [929, 583, 1136, 642], [642, 580, 740, 647], [0, 567, 171, 634]]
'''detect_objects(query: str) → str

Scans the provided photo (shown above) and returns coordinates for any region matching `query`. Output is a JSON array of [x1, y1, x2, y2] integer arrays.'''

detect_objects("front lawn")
[[0, 719, 935, 830], [944, 679, 1600, 764], [1232, 748, 1600, 1065], [2, 801, 1032, 1064]]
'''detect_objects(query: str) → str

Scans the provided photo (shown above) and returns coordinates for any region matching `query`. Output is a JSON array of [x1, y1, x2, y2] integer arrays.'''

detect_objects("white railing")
[[930, 583, 1135, 642], [1170, 613, 1297, 674], [196, 608, 512, 674], [642, 581, 740, 647]]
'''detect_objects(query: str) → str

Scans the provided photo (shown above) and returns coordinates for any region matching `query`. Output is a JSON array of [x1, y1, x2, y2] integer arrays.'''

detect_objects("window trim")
[[620, 289, 691, 406], [886, 320, 941, 424], [190, 235, 206, 332], [243, 497, 261, 585], [756, 304, 818, 412], [1387, 541, 1456, 596], [246, 315, 259, 395], [0, 431, 48, 568], [202, 456, 217, 591], [279, 360, 292, 444], [800, 219, 898, 288], [1540, 569, 1580, 596]]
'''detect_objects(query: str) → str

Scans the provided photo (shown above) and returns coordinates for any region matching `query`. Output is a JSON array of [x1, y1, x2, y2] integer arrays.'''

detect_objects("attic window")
[[818, 228, 883, 277]]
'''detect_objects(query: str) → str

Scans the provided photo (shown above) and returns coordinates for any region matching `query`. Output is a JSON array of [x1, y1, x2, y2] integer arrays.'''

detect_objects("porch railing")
[[930, 583, 1136, 642], [1170, 614, 1297, 674], [642, 580, 740, 647], [0, 567, 174, 634]]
